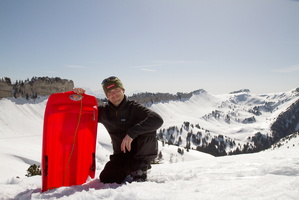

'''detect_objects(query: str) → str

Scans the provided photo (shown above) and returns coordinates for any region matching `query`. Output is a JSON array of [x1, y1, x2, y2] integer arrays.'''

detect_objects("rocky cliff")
[[0, 77, 74, 99], [271, 97, 299, 141]]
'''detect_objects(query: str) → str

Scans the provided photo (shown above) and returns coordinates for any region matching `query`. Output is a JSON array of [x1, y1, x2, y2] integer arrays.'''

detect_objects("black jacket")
[[98, 95, 163, 154]]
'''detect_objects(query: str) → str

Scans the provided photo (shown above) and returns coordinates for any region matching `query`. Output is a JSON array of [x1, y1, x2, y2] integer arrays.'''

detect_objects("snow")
[[0, 89, 299, 200], [151, 89, 299, 144]]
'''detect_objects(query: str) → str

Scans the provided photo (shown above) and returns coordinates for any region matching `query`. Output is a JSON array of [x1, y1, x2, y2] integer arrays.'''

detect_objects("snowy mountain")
[[0, 88, 298, 199], [151, 88, 299, 156]]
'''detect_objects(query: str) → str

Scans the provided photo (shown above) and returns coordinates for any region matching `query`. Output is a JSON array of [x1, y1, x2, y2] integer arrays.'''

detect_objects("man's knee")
[[134, 135, 158, 157], [99, 158, 129, 184]]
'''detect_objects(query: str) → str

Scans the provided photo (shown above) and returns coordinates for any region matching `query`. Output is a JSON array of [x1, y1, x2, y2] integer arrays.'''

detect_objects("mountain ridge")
[[149, 87, 299, 156], [1, 76, 298, 157]]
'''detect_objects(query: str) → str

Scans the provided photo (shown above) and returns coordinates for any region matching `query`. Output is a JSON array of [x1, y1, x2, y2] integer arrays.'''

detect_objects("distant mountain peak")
[[230, 89, 250, 94]]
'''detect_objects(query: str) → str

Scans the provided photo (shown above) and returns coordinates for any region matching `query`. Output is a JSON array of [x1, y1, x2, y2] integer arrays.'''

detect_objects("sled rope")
[[63, 95, 83, 183]]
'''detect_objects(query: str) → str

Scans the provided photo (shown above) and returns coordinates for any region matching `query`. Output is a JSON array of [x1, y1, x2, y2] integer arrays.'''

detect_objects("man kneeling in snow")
[[74, 76, 163, 183]]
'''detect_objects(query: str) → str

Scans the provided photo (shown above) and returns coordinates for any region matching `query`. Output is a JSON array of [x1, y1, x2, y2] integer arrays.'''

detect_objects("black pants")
[[99, 135, 158, 184]]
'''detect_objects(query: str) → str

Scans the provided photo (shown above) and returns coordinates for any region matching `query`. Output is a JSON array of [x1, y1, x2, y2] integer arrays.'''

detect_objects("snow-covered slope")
[[0, 97, 47, 182], [151, 88, 299, 154], [1, 132, 298, 200], [154, 88, 298, 139], [0, 89, 298, 199]]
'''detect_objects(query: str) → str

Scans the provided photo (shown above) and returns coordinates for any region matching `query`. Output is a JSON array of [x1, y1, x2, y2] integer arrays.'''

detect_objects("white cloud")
[[273, 65, 299, 73], [151, 60, 203, 65], [65, 65, 89, 69], [130, 64, 161, 68], [140, 68, 156, 72], [130, 64, 161, 72]]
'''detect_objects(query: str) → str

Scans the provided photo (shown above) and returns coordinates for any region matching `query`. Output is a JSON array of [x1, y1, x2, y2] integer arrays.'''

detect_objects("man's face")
[[106, 88, 125, 106]]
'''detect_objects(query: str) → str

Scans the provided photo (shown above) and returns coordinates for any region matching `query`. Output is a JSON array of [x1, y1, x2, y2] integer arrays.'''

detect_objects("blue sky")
[[1, 0, 299, 95]]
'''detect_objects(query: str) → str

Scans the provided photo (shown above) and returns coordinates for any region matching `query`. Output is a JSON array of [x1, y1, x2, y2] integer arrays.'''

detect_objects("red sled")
[[41, 91, 98, 192]]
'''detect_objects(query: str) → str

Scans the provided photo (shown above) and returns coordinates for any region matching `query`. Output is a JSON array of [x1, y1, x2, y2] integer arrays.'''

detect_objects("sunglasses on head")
[[101, 76, 119, 85]]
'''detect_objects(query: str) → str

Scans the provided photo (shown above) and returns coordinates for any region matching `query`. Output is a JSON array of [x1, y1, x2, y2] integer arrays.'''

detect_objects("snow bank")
[[0, 90, 298, 199]]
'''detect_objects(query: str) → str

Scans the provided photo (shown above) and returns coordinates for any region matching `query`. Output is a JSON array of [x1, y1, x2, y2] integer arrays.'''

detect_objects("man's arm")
[[127, 102, 164, 139], [120, 102, 163, 153]]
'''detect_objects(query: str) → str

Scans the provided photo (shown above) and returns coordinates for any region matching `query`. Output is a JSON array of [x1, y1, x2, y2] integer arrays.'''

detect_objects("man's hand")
[[73, 88, 86, 94], [121, 134, 133, 153]]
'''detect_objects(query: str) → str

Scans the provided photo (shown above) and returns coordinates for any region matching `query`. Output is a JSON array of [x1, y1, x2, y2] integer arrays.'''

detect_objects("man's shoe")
[[131, 170, 147, 182]]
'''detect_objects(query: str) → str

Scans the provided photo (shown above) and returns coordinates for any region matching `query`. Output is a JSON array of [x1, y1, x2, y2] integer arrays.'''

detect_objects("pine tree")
[[25, 164, 41, 177]]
